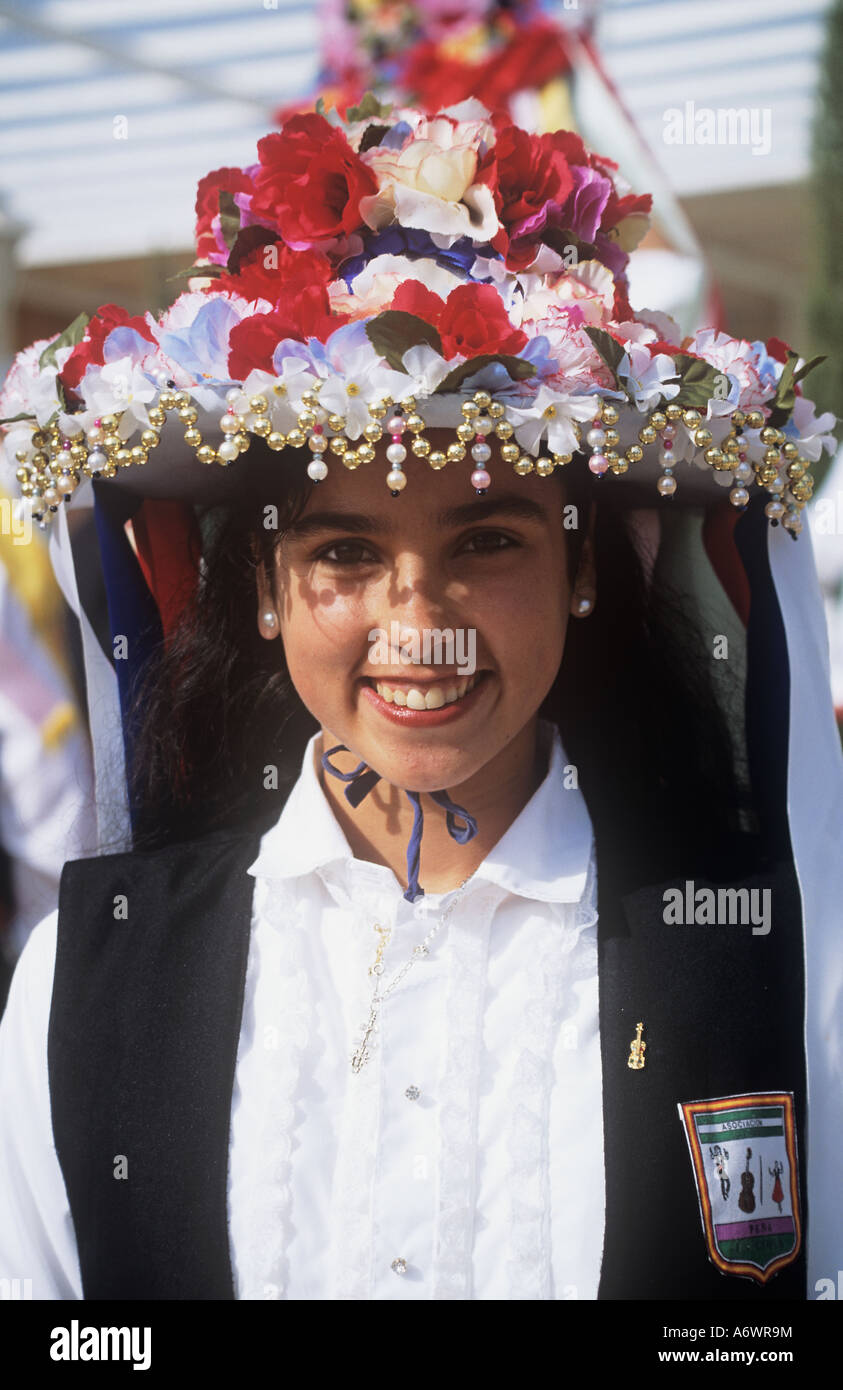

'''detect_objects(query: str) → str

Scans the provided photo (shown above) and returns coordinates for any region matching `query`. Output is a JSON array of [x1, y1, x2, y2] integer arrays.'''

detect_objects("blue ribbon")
[[321, 745, 478, 903]]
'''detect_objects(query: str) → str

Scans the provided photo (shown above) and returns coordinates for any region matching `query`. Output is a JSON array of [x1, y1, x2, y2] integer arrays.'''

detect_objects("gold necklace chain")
[[351, 876, 472, 1074]]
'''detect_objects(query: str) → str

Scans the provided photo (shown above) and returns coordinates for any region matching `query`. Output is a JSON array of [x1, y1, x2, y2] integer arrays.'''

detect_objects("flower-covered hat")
[[1, 96, 834, 537]]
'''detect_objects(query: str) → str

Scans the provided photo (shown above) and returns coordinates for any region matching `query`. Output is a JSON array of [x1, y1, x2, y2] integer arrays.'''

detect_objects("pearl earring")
[[261, 609, 278, 630], [573, 595, 594, 617]]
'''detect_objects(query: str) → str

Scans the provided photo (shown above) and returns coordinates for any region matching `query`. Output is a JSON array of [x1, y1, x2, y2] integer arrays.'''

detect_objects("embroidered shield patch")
[[678, 1092, 802, 1284]]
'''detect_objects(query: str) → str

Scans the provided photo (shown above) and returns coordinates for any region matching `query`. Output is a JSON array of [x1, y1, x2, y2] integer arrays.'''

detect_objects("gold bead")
[[357, 443, 376, 463], [103, 434, 121, 453], [178, 405, 198, 425], [791, 479, 812, 502], [20, 482, 34, 497], [763, 446, 780, 466], [552, 453, 572, 466], [744, 410, 764, 430], [514, 456, 534, 475], [495, 420, 514, 441], [368, 401, 388, 419], [114, 448, 132, 467], [233, 433, 250, 452], [601, 403, 619, 426], [461, 400, 480, 419], [129, 445, 147, 465], [457, 421, 475, 443], [447, 442, 466, 462], [15, 466, 29, 482], [249, 395, 268, 414], [342, 451, 360, 469], [101, 461, 118, 479], [683, 409, 701, 428], [779, 441, 798, 461], [535, 456, 554, 477], [625, 445, 643, 463], [786, 461, 805, 480], [399, 396, 415, 412], [756, 464, 777, 485], [298, 410, 316, 430], [604, 428, 620, 448], [328, 436, 348, 455], [473, 390, 492, 410], [327, 414, 346, 433], [605, 451, 620, 467], [429, 451, 447, 470], [411, 436, 431, 457], [759, 426, 778, 445], [140, 429, 160, 449], [251, 417, 271, 438], [694, 427, 713, 448], [489, 401, 505, 419], [286, 428, 305, 449], [650, 411, 667, 432], [731, 409, 746, 428], [14, 448, 30, 464], [611, 459, 629, 475], [70, 443, 87, 462], [158, 392, 177, 411], [405, 414, 425, 434], [100, 414, 119, 431], [197, 445, 216, 464], [364, 422, 383, 443], [183, 428, 202, 448], [501, 442, 519, 463], [147, 406, 166, 428], [300, 390, 319, 408], [173, 391, 190, 408], [665, 403, 682, 421], [31, 429, 48, 448]]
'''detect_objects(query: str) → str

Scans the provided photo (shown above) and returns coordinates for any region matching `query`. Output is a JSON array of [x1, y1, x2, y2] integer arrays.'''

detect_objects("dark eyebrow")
[[283, 493, 550, 542]]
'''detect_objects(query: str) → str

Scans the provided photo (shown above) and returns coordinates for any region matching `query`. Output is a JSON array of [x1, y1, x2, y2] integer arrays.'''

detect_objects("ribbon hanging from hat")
[[321, 743, 478, 902]]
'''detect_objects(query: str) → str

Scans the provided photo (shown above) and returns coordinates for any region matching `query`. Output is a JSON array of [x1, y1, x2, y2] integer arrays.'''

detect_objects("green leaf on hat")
[[366, 310, 443, 371], [37, 311, 90, 373], [167, 262, 223, 283], [345, 92, 393, 124], [583, 326, 625, 383], [767, 350, 825, 427], [0, 411, 36, 425], [670, 354, 729, 407], [218, 190, 241, 252], [435, 355, 536, 394]]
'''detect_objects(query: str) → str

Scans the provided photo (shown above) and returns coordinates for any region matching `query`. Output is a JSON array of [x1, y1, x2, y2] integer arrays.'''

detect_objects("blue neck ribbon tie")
[[320, 744, 478, 902]]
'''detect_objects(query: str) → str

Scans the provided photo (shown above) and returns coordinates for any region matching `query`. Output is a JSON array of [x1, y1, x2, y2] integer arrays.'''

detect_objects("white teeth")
[[374, 674, 481, 708]]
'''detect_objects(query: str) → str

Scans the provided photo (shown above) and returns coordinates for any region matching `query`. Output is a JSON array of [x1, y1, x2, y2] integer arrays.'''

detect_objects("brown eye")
[[458, 530, 518, 555], [317, 540, 377, 565]]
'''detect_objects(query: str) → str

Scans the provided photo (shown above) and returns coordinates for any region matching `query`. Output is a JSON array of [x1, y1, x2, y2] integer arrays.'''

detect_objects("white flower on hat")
[[360, 114, 499, 246], [507, 385, 599, 457], [79, 358, 157, 434], [328, 255, 465, 321], [315, 325, 411, 437], [617, 343, 680, 411], [789, 396, 836, 462]]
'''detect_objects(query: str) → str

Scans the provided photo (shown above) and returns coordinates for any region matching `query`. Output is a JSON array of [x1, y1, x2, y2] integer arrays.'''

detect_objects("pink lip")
[[360, 672, 491, 727]]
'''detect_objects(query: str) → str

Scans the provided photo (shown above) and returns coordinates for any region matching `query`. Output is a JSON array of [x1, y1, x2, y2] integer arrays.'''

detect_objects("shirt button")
[[404, 1085, 421, 1101], [391, 1257, 408, 1276]]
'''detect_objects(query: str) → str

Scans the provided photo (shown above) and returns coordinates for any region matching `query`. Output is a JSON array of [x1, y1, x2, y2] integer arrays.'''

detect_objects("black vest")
[[48, 828, 808, 1300]]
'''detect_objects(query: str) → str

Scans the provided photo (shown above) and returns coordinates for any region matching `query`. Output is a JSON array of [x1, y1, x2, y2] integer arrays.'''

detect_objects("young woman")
[[0, 98, 840, 1301]]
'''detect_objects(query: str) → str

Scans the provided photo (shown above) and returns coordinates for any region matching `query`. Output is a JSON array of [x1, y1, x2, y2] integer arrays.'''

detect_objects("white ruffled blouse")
[[227, 726, 602, 1301]]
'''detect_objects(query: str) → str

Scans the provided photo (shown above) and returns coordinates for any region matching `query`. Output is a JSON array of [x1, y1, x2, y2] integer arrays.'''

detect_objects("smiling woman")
[[0, 96, 840, 1305]]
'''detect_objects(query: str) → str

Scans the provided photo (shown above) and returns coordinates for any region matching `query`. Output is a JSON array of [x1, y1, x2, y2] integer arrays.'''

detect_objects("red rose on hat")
[[60, 305, 156, 393], [227, 287, 348, 377], [214, 244, 334, 307], [195, 167, 255, 263], [482, 125, 587, 265], [251, 114, 378, 244], [391, 281, 527, 360]]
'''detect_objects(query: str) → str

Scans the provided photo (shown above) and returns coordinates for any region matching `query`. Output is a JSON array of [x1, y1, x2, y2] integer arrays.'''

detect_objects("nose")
[[379, 549, 459, 631]]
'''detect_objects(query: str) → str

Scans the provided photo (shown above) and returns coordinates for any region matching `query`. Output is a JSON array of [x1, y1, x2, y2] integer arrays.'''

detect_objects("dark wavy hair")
[[126, 445, 759, 896]]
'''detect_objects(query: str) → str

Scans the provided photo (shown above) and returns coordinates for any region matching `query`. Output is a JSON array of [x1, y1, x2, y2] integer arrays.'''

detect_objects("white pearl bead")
[[586, 427, 606, 449], [218, 438, 239, 461], [729, 486, 749, 508], [220, 413, 239, 434], [386, 468, 407, 491], [307, 459, 328, 482], [57, 474, 76, 496], [733, 461, 753, 485], [386, 442, 407, 465], [765, 499, 785, 520], [43, 486, 59, 506], [56, 450, 73, 468], [474, 415, 493, 436], [87, 449, 107, 471], [657, 473, 677, 496], [225, 388, 241, 407], [471, 441, 491, 463], [308, 434, 328, 453]]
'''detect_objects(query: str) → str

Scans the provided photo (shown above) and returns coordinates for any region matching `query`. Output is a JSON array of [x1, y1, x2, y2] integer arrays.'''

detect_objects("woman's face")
[[258, 439, 592, 795]]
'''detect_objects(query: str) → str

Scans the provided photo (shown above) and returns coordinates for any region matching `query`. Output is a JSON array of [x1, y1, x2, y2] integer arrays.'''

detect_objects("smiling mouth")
[[370, 673, 479, 710]]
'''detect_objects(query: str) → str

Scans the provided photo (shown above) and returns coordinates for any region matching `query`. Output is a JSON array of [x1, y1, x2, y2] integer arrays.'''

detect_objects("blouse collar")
[[247, 721, 592, 906]]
